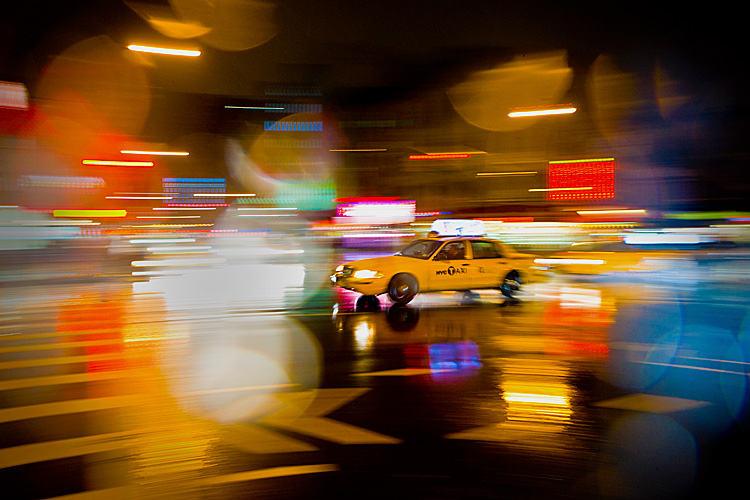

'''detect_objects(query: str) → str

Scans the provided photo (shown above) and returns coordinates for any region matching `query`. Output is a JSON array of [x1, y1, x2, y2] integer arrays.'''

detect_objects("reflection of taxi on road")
[[330, 220, 536, 305]]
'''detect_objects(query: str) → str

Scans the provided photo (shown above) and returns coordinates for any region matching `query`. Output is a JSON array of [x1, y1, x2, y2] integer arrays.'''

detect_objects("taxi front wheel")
[[388, 273, 418, 305], [501, 271, 521, 298]]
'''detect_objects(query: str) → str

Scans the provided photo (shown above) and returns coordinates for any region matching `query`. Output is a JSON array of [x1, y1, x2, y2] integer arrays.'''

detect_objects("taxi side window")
[[435, 241, 466, 260], [471, 241, 501, 259]]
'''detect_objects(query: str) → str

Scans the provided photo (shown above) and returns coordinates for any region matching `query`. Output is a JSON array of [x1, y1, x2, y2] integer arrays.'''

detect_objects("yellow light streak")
[[577, 209, 647, 215], [82, 160, 154, 167], [477, 171, 537, 177], [53, 209, 126, 218], [121, 150, 189, 156], [550, 158, 614, 164], [528, 187, 593, 192], [509, 107, 577, 118], [127, 45, 201, 57]]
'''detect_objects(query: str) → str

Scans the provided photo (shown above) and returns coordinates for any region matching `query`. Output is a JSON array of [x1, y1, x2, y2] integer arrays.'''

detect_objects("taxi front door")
[[428, 241, 474, 291]]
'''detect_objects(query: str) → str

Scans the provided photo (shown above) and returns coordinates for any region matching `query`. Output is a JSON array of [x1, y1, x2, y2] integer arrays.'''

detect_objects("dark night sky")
[[2, 1, 749, 209]]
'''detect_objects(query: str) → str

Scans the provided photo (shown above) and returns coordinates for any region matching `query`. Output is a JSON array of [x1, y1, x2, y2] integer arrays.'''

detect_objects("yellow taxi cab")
[[330, 220, 537, 305], [534, 235, 705, 276]]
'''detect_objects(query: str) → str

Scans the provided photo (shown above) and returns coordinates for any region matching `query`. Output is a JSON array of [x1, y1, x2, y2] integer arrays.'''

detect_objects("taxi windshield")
[[395, 239, 443, 260]]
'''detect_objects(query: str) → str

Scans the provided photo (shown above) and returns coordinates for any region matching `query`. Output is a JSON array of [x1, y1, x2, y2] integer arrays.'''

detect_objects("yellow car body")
[[331, 236, 536, 304], [536, 241, 691, 275]]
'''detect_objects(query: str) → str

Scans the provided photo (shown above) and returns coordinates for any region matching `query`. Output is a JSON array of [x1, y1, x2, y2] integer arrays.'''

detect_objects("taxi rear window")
[[396, 239, 443, 260]]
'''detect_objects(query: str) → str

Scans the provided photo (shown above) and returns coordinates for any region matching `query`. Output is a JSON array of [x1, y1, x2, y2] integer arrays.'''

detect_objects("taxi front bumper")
[[330, 273, 388, 296]]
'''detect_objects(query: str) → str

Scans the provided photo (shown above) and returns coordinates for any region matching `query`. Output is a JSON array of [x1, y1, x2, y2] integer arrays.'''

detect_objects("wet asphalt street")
[[1, 249, 749, 500]]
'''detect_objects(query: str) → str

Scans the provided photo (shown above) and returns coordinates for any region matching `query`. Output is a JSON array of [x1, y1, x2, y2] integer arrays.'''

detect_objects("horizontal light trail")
[[107, 196, 172, 200], [153, 207, 216, 211], [0, 352, 125, 371], [550, 157, 614, 164], [509, 107, 576, 117], [0, 395, 140, 424], [534, 258, 605, 265], [129, 238, 196, 244], [130, 258, 226, 267], [82, 160, 154, 167], [127, 44, 200, 57], [329, 148, 388, 152], [0, 370, 129, 392], [528, 187, 593, 192], [0, 338, 124, 354], [224, 105, 284, 110], [0, 431, 139, 469], [53, 209, 127, 218], [577, 209, 646, 215], [408, 153, 470, 160], [136, 215, 201, 219], [121, 150, 189, 156], [237, 207, 297, 211], [201, 464, 339, 485], [237, 214, 297, 217], [476, 171, 537, 176], [193, 193, 256, 197], [0, 328, 123, 342], [633, 360, 750, 376]]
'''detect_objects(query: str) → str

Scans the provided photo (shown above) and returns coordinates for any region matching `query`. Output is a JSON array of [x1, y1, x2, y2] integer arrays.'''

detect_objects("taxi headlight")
[[335, 265, 345, 272], [353, 269, 383, 279]]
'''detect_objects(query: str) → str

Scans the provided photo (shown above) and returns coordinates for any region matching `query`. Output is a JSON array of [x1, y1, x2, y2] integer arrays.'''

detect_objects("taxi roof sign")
[[430, 219, 486, 236]]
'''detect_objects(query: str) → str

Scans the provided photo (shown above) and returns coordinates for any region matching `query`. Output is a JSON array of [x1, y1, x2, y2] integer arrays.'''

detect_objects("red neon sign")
[[548, 158, 615, 201]]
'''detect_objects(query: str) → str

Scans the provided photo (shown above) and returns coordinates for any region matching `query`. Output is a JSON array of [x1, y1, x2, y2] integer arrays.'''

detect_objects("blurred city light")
[[81, 159, 154, 167], [52, 209, 127, 218], [508, 107, 577, 117], [121, 150, 189, 156], [126, 44, 201, 56]]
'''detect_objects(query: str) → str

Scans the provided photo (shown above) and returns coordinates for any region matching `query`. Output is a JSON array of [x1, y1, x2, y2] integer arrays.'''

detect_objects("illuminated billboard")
[[547, 158, 615, 201]]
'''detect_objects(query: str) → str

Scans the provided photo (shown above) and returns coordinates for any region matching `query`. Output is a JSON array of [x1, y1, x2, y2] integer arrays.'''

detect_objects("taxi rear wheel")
[[388, 273, 418, 305], [501, 271, 521, 298]]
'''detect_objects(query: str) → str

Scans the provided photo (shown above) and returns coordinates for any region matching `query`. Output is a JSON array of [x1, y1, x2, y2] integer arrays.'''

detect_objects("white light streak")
[[193, 193, 256, 197], [508, 107, 577, 118], [529, 187, 593, 192], [121, 150, 189, 156], [127, 45, 201, 57]]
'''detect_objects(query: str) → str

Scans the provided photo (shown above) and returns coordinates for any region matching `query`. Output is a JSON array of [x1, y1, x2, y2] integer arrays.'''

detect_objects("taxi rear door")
[[468, 240, 511, 289]]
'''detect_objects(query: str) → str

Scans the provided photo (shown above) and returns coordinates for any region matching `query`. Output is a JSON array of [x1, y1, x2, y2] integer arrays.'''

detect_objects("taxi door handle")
[[462, 264, 470, 266]]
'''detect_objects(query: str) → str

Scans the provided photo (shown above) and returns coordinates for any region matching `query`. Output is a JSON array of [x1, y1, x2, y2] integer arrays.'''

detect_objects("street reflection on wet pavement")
[[2, 264, 749, 499]]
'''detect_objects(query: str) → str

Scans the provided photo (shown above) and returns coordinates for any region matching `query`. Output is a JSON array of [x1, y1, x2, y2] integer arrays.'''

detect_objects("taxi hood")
[[345, 255, 405, 270]]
